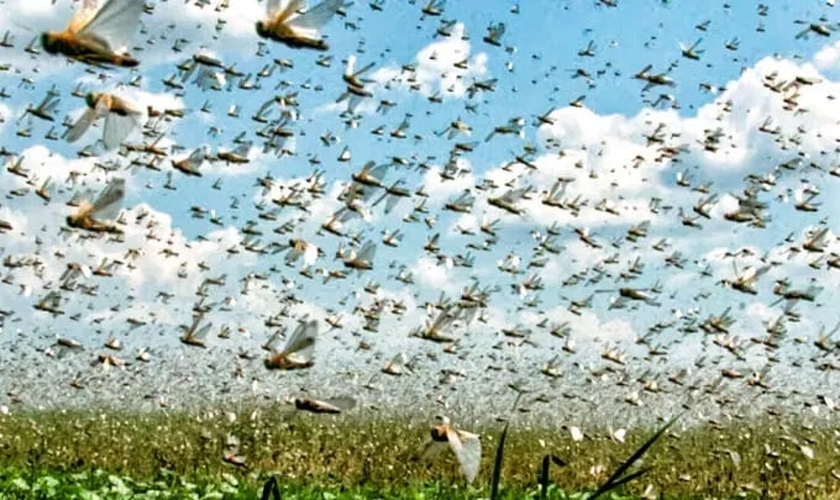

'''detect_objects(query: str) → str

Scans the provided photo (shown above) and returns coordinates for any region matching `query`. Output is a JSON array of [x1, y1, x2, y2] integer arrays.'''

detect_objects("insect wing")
[[194, 66, 226, 90], [102, 109, 140, 150], [426, 0, 446, 13], [42, 94, 61, 115], [380, 193, 401, 214], [67, 0, 101, 33], [188, 145, 209, 165], [90, 178, 125, 221], [286, 0, 343, 37], [264, 326, 287, 352], [64, 107, 99, 143], [336, 207, 355, 223], [302, 242, 318, 267], [354, 61, 375, 79], [431, 310, 454, 332], [369, 164, 389, 183], [420, 440, 448, 461], [79, 263, 93, 279], [273, 0, 306, 22], [46, 291, 62, 309], [193, 322, 212, 342], [68, 188, 96, 209], [384, 352, 407, 374], [285, 244, 302, 265], [446, 427, 481, 483], [324, 396, 356, 411], [78, 0, 144, 53], [266, 0, 284, 17], [359, 241, 376, 263], [281, 320, 317, 363], [233, 142, 252, 159], [344, 53, 356, 77], [58, 266, 76, 283], [492, 22, 505, 40]]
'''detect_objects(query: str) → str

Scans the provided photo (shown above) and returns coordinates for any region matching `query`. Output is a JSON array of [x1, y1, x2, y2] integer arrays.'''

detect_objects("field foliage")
[[0, 405, 837, 499]]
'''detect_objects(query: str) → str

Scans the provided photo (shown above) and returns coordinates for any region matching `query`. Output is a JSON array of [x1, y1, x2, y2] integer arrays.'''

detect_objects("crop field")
[[0, 406, 837, 499]]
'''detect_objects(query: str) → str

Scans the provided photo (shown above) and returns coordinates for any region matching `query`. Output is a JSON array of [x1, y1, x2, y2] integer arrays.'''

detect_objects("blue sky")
[[0, 0, 840, 423]]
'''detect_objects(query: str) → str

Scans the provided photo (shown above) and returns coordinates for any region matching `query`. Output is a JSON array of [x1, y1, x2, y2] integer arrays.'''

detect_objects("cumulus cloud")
[[371, 23, 489, 99], [813, 40, 840, 70]]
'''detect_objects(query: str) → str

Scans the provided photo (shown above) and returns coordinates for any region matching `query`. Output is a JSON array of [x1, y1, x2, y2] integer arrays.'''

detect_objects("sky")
[[1, 0, 840, 425]]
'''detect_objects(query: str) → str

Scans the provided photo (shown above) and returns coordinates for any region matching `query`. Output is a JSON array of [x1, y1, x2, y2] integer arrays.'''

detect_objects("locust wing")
[[358, 240, 377, 264], [102, 106, 141, 150], [90, 178, 125, 222], [285, 0, 344, 39], [68, 0, 102, 33], [280, 319, 317, 364], [72, 0, 144, 54], [420, 440, 448, 461], [65, 97, 110, 144], [265, 0, 286, 17], [446, 427, 481, 483]]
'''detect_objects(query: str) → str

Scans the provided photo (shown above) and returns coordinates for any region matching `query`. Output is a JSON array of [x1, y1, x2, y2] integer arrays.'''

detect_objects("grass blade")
[[587, 414, 680, 500], [260, 476, 280, 500], [539, 454, 565, 500], [489, 420, 509, 500], [539, 455, 551, 500], [490, 391, 525, 500], [599, 467, 650, 491]]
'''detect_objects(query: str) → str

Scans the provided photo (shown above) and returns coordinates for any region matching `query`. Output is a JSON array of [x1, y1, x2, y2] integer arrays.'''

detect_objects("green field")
[[0, 405, 836, 499]]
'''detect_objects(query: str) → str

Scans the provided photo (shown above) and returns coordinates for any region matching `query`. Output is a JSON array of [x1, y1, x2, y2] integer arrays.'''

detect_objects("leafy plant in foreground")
[[588, 413, 680, 500]]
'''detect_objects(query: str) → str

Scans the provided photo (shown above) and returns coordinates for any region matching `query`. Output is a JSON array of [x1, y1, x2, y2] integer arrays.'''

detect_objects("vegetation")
[[0, 405, 836, 499]]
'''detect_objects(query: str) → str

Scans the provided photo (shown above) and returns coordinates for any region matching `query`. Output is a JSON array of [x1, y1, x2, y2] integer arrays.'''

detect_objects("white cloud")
[[813, 40, 840, 70], [411, 255, 458, 294], [371, 23, 489, 99]]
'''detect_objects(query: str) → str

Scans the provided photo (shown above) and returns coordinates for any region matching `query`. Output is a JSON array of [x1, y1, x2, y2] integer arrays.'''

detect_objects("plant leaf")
[[587, 414, 680, 500], [539, 455, 550, 500], [539, 454, 567, 499], [490, 391, 524, 500], [490, 420, 509, 500]]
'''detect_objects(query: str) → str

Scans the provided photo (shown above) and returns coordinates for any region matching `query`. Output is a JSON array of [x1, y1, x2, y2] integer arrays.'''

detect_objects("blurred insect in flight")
[[294, 395, 356, 414], [264, 319, 318, 369], [256, 0, 345, 50], [41, 0, 144, 67], [66, 177, 125, 234], [65, 93, 143, 151], [420, 416, 482, 483]]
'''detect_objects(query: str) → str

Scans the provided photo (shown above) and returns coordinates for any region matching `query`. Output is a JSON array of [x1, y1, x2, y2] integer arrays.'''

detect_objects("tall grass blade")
[[490, 420, 509, 500], [260, 476, 281, 500], [538, 454, 566, 499], [598, 467, 649, 491], [490, 391, 525, 500], [587, 414, 680, 500], [539, 455, 551, 500]]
